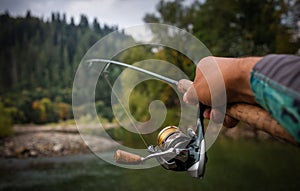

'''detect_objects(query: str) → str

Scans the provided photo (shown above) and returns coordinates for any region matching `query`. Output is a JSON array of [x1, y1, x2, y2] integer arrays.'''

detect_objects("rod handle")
[[114, 149, 143, 164], [226, 103, 297, 144]]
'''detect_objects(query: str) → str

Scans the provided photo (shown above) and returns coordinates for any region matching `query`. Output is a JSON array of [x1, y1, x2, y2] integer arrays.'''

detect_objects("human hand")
[[178, 56, 262, 127]]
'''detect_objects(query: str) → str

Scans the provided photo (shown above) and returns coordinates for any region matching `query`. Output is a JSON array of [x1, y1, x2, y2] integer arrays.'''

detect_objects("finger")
[[183, 86, 198, 105], [177, 79, 193, 94], [210, 108, 224, 124], [210, 108, 239, 127], [203, 108, 211, 119]]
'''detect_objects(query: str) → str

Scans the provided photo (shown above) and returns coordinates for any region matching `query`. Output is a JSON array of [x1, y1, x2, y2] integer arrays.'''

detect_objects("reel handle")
[[114, 149, 143, 164]]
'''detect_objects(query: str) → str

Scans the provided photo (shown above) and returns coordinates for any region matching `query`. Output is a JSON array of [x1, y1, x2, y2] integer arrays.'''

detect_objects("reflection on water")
[[1, 138, 300, 191]]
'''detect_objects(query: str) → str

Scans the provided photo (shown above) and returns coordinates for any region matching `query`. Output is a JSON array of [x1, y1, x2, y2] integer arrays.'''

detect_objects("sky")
[[0, 0, 163, 28]]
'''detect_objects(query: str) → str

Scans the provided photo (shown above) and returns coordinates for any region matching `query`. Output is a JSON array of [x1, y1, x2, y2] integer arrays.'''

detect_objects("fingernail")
[[183, 93, 189, 104]]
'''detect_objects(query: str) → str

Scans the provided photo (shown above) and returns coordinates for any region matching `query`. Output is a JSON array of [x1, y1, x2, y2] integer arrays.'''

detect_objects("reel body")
[[148, 125, 206, 178]]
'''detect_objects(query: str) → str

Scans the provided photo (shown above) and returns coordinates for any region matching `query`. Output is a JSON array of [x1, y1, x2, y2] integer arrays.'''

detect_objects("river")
[[1, 138, 300, 191]]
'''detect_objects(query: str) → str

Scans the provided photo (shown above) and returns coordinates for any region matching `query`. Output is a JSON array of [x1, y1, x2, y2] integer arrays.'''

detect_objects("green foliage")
[[145, 0, 300, 56], [32, 98, 58, 123], [4, 106, 26, 124], [95, 101, 114, 121], [31, 98, 73, 124], [0, 12, 119, 124], [56, 102, 72, 120], [0, 102, 13, 137]]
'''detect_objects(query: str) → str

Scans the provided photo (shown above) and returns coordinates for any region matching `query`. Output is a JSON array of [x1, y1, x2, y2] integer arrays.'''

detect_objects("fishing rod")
[[86, 59, 207, 178]]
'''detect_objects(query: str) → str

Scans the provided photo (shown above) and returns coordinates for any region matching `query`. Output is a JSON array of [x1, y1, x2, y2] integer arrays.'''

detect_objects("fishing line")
[[88, 58, 182, 148], [103, 72, 149, 148]]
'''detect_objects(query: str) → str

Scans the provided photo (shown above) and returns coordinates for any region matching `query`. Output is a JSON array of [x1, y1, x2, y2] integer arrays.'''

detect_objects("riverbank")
[[0, 124, 118, 158], [0, 122, 276, 159]]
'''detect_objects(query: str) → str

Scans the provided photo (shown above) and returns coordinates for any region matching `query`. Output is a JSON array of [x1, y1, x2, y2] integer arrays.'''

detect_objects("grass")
[[0, 103, 13, 137]]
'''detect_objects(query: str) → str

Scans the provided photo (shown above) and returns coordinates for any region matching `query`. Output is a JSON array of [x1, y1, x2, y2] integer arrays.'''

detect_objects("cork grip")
[[114, 149, 143, 164]]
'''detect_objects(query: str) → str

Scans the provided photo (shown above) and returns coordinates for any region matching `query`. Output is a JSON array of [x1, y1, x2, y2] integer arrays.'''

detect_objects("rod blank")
[[86, 59, 179, 86]]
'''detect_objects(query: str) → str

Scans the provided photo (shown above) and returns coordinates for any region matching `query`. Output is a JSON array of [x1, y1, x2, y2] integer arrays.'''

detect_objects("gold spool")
[[157, 126, 179, 146]]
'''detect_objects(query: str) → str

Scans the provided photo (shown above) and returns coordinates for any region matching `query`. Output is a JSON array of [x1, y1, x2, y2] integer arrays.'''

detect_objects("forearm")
[[226, 57, 262, 103], [250, 54, 300, 143]]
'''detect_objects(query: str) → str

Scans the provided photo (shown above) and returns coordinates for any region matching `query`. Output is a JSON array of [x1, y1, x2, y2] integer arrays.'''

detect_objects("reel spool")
[[157, 126, 190, 150], [155, 126, 195, 171]]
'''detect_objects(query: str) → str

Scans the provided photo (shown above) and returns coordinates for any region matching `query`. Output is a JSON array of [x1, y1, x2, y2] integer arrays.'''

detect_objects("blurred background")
[[0, 0, 300, 190]]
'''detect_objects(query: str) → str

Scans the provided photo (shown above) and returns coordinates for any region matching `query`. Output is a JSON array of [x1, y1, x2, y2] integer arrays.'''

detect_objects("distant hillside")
[[0, 12, 118, 124], [0, 11, 117, 94]]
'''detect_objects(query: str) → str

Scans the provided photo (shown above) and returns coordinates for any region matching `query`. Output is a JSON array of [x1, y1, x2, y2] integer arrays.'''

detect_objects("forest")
[[0, 11, 118, 129], [0, 0, 299, 136]]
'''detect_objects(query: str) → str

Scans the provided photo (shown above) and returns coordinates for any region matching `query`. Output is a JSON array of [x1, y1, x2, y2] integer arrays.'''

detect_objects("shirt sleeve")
[[250, 54, 300, 143]]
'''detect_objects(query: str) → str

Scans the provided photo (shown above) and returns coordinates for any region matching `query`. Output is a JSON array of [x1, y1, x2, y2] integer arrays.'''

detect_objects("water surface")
[[1, 138, 299, 191]]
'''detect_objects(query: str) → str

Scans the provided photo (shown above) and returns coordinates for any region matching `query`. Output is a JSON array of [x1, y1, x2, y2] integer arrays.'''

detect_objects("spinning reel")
[[115, 105, 207, 178], [152, 123, 206, 177]]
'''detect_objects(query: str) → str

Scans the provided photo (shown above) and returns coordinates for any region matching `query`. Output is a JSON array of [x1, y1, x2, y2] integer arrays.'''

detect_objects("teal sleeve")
[[250, 69, 300, 143]]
